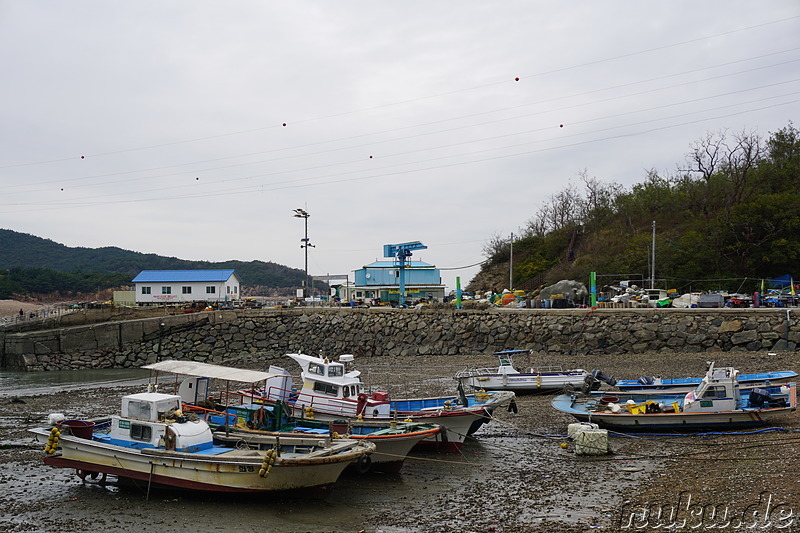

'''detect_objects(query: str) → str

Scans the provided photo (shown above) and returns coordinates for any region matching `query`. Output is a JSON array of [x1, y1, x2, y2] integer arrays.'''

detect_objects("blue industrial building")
[[352, 260, 445, 305]]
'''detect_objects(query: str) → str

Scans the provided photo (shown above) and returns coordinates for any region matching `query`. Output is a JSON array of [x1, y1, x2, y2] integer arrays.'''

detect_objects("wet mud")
[[1, 352, 799, 532]]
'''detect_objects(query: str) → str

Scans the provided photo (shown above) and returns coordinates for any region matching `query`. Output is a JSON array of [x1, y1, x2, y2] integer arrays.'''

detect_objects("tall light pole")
[[293, 208, 314, 298]]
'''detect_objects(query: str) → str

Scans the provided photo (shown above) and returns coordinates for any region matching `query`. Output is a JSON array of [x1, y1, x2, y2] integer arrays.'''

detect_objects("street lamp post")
[[293, 208, 314, 299]]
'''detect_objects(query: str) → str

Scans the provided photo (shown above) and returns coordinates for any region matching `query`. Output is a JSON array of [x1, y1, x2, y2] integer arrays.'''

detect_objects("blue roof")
[[132, 270, 239, 283]]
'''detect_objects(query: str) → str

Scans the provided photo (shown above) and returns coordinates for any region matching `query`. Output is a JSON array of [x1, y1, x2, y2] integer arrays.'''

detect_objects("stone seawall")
[[2, 308, 798, 371]]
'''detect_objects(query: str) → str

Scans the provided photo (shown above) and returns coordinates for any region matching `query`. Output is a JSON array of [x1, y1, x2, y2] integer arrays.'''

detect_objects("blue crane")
[[383, 241, 427, 307]]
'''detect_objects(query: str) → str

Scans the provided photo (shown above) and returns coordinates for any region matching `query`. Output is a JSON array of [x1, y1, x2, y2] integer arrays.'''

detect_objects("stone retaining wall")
[[2, 308, 798, 371]]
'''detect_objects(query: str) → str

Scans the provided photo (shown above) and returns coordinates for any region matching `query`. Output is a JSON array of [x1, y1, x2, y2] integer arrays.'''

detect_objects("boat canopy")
[[143, 360, 278, 384]]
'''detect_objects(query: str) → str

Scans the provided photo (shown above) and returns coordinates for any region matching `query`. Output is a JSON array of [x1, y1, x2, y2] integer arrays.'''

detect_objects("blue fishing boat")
[[592, 364, 797, 394], [552, 363, 796, 431]]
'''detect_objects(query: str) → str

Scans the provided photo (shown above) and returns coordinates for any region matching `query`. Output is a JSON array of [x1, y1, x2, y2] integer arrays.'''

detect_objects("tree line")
[[476, 122, 799, 293]]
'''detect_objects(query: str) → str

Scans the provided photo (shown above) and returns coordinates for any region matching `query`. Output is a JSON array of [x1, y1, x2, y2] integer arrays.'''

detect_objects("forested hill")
[[0, 229, 305, 298], [469, 123, 800, 294]]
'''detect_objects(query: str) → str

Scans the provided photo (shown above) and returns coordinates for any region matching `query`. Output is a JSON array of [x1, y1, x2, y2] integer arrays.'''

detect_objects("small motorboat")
[[28, 390, 373, 496], [552, 363, 797, 431], [455, 349, 589, 394]]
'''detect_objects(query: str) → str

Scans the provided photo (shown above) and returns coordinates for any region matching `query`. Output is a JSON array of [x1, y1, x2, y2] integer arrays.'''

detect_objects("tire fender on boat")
[[356, 453, 372, 474]]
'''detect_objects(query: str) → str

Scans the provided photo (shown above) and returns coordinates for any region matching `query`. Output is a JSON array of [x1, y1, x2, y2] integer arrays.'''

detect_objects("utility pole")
[[650, 221, 656, 289], [293, 208, 314, 299], [509, 232, 514, 290]]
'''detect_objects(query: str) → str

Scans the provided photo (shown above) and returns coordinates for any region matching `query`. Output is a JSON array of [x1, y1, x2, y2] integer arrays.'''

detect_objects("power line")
[[1, 16, 797, 170]]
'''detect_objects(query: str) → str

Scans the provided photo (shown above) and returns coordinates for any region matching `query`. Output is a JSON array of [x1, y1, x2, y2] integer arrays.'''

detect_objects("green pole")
[[455, 277, 462, 310], [590, 271, 597, 307]]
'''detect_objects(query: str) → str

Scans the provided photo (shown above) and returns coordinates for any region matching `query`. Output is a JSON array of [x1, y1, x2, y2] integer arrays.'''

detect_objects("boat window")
[[328, 365, 344, 377], [343, 386, 350, 398], [130, 423, 152, 442], [308, 363, 324, 376], [127, 401, 151, 420], [706, 386, 727, 398], [313, 382, 339, 396]]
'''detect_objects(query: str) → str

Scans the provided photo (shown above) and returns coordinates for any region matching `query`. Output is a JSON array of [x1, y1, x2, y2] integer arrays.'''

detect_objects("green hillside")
[[469, 123, 800, 294], [0, 230, 306, 298]]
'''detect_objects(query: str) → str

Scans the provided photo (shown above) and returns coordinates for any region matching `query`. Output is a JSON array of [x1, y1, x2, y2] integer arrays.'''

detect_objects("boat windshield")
[[328, 365, 344, 377]]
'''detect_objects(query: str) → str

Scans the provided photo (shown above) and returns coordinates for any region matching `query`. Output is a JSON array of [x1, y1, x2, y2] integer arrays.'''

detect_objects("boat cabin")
[[107, 392, 213, 452], [282, 353, 392, 417], [682, 366, 739, 412], [493, 350, 530, 375]]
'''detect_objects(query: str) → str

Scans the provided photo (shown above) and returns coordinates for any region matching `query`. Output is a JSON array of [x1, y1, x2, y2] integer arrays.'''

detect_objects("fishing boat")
[[245, 352, 517, 452], [552, 363, 797, 431], [28, 390, 374, 496], [592, 365, 798, 394], [455, 349, 589, 394], [215, 419, 441, 474], [142, 359, 441, 473]]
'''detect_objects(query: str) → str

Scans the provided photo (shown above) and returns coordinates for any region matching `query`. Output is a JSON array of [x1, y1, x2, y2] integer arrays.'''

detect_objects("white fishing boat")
[[552, 363, 797, 431], [455, 350, 589, 394], [29, 391, 373, 496], [246, 353, 516, 451], [142, 359, 442, 472]]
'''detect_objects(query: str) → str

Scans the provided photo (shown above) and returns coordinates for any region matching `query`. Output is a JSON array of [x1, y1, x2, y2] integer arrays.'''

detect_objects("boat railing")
[[528, 365, 567, 374], [454, 367, 497, 378]]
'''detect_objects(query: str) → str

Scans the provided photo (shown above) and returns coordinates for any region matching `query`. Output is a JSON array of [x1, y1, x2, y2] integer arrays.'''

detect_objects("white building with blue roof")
[[131, 270, 241, 305]]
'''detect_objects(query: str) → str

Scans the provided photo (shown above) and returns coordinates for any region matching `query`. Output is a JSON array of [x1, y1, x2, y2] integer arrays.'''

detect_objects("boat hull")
[[551, 383, 797, 432], [349, 427, 442, 472], [457, 373, 587, 394], [30, 429, 366, 494], [289, 409, 485, 452]]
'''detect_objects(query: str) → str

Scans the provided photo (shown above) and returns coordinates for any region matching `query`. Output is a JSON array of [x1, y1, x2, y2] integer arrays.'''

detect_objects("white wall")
[[134, 277, 240, 304]]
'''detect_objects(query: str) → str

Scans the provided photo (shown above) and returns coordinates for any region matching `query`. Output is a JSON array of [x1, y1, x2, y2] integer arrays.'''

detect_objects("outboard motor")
[[581, 374, 597, 394], [591, 369, 617, 387], [748, 388, 773, 407]]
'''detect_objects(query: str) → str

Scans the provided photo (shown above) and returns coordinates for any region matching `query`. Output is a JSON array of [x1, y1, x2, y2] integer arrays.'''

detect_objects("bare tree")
[[720, 129, 763, 207], [681, 130, 726, 183], [482, 231, 510, 260], [578, 169, 622, 222]]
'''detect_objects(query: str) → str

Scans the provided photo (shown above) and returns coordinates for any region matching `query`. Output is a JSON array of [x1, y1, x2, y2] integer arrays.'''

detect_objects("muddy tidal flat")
[[1, 352, 799, 532]]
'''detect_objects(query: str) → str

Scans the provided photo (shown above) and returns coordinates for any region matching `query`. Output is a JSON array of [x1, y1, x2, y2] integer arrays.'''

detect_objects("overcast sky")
[[1, 1, 798, 292]]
